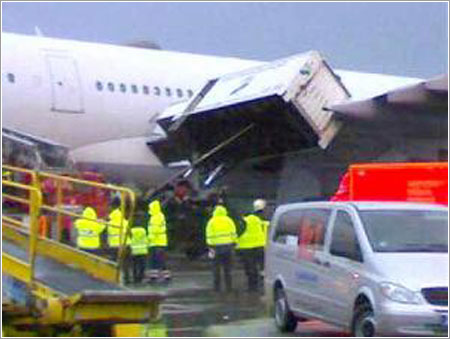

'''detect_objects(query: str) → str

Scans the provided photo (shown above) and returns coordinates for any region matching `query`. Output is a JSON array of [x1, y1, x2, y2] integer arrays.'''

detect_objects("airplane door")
[[45, 54, 84, 113]]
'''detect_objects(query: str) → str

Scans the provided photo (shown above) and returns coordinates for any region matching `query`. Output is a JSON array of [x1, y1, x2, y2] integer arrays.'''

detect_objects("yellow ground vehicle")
[[2, 165, 164, 336]]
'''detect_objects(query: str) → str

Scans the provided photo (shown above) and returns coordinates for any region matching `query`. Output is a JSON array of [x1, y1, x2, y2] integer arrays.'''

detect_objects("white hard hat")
[[253, 199, 267, 211]]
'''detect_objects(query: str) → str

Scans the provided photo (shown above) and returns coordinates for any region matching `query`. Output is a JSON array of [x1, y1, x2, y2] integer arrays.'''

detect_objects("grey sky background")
[[2, 1, 448, 78]]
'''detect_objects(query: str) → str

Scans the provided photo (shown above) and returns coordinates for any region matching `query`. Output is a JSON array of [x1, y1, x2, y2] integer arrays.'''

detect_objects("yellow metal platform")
[[2, 165, 165, 332]]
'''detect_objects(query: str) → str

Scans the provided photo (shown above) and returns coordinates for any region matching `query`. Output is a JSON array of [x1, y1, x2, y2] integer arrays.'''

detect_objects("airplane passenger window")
[[154, 86, 161, 96], [96, 81, 103, 91], [176, 88, 183, 98], [107, 82, 115, 92], [187, 89, 194, 98], [7, 73, 15, 83], [143, 85, 150, 95], [165, 88, 172, 97], [131, 84, 138, 94], [120, 83, 127, 93]]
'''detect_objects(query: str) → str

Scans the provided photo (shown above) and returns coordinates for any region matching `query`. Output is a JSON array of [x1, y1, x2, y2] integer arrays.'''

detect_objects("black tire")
[[274, 287, 297, 332], [352, 303, 376, 337]]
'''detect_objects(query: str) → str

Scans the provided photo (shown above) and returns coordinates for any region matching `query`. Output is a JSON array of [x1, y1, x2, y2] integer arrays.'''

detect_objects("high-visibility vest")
[[75, 207, 105, 249], [236, 214, 265, 249], [148, 200, 168, 247], [262, 219, 270, 246], [130, 227, 148, 256], [206, 205, 237, 246], [107, 208, 129, 248]]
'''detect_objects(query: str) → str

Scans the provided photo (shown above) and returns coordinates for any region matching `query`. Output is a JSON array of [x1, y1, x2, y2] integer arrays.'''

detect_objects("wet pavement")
[[3, 253, 348, 337], [116, 255, 349, 337]]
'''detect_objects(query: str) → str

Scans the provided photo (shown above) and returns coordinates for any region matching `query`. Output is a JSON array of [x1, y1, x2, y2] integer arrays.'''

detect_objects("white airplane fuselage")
[[1, 32, 423, 187]]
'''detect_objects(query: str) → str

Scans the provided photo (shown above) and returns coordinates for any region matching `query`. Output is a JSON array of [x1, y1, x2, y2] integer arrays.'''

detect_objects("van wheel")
[[352, 303, 375, 337], [274, 287, 297, 332]]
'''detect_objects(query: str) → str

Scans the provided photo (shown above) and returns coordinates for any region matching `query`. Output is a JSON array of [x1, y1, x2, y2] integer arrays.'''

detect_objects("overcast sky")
[[2, 2, 448, 78]]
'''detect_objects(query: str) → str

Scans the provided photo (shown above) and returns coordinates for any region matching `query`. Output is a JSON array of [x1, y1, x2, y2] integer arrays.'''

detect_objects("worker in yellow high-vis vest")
[[74, 207, 105, 254], [252, 199, 270, 274], [147, 200, 170, 282], [206, 205, 237, 293], [129, 226, 148, 283], [107, 198, 129, 262], [236, 205, 266, 293]]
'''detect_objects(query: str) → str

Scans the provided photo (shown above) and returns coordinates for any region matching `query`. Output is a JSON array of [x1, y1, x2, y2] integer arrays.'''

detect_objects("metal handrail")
[[2, 164, 39, 186], [2, 179, 42, 284], [36, 171, 136, 278], [3, 165, 136, 283]]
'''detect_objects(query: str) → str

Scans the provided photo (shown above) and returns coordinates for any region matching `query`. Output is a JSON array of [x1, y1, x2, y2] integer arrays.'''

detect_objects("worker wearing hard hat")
[[206, 204, 237, 293], [75, 206, 105, 254], [253, 199, 270, 242], [251, 199, 270, 275], [236, 213, 265, 292], [148, 200, 170, 282]]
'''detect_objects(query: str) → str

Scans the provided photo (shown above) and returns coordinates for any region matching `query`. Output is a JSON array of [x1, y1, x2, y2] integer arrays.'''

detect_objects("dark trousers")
[[212, 244, 234, 292], [256, 247, 265, 272], [239, 248, 261, 291], [149, 247, 167, 270], [108, 247, 119, 262], [123, 247, 132, 284], [132, 255, 147, 283]]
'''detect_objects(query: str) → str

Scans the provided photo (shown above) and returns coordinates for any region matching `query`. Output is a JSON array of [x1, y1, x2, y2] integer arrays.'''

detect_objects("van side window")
[[297, 209, 331, 255], [274, 209, 330, 248], [330, 211, 363, 262], [274, 209, 303, 245]]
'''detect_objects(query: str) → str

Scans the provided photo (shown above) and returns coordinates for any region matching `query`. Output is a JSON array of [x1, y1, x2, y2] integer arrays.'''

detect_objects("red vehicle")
[[41, 171, 109, 215], [331, 162, 448, 205]]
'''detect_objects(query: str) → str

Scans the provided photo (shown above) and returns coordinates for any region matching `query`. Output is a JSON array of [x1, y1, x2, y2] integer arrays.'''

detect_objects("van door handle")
[[313, 258, 331, 268]]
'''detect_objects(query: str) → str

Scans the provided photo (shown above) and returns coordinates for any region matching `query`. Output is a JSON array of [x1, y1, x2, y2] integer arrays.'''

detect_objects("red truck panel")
[[332, 162, 448, 205]]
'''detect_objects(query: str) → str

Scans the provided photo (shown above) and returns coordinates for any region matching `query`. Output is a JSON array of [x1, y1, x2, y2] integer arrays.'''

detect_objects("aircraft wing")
[[328, 74, 448, 119]]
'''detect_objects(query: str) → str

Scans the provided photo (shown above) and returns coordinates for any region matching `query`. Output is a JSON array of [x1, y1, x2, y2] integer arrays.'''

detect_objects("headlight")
[[379, 282, 422, 304]]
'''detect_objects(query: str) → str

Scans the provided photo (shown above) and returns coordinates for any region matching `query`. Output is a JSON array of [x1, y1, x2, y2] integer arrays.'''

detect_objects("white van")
[[265, 201, 448, 336]]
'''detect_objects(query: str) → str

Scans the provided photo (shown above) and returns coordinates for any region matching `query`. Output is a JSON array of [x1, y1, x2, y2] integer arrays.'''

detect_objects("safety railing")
[[2, 165, 136, 284], [2, 178, 42, 285]]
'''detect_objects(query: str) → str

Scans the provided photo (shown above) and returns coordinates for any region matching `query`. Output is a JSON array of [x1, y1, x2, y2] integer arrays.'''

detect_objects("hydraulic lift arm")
[[146, 123, 255, 199]]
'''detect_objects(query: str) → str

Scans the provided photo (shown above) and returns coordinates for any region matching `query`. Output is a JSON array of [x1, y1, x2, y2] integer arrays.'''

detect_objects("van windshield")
[[359, 209, 448, 253]]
